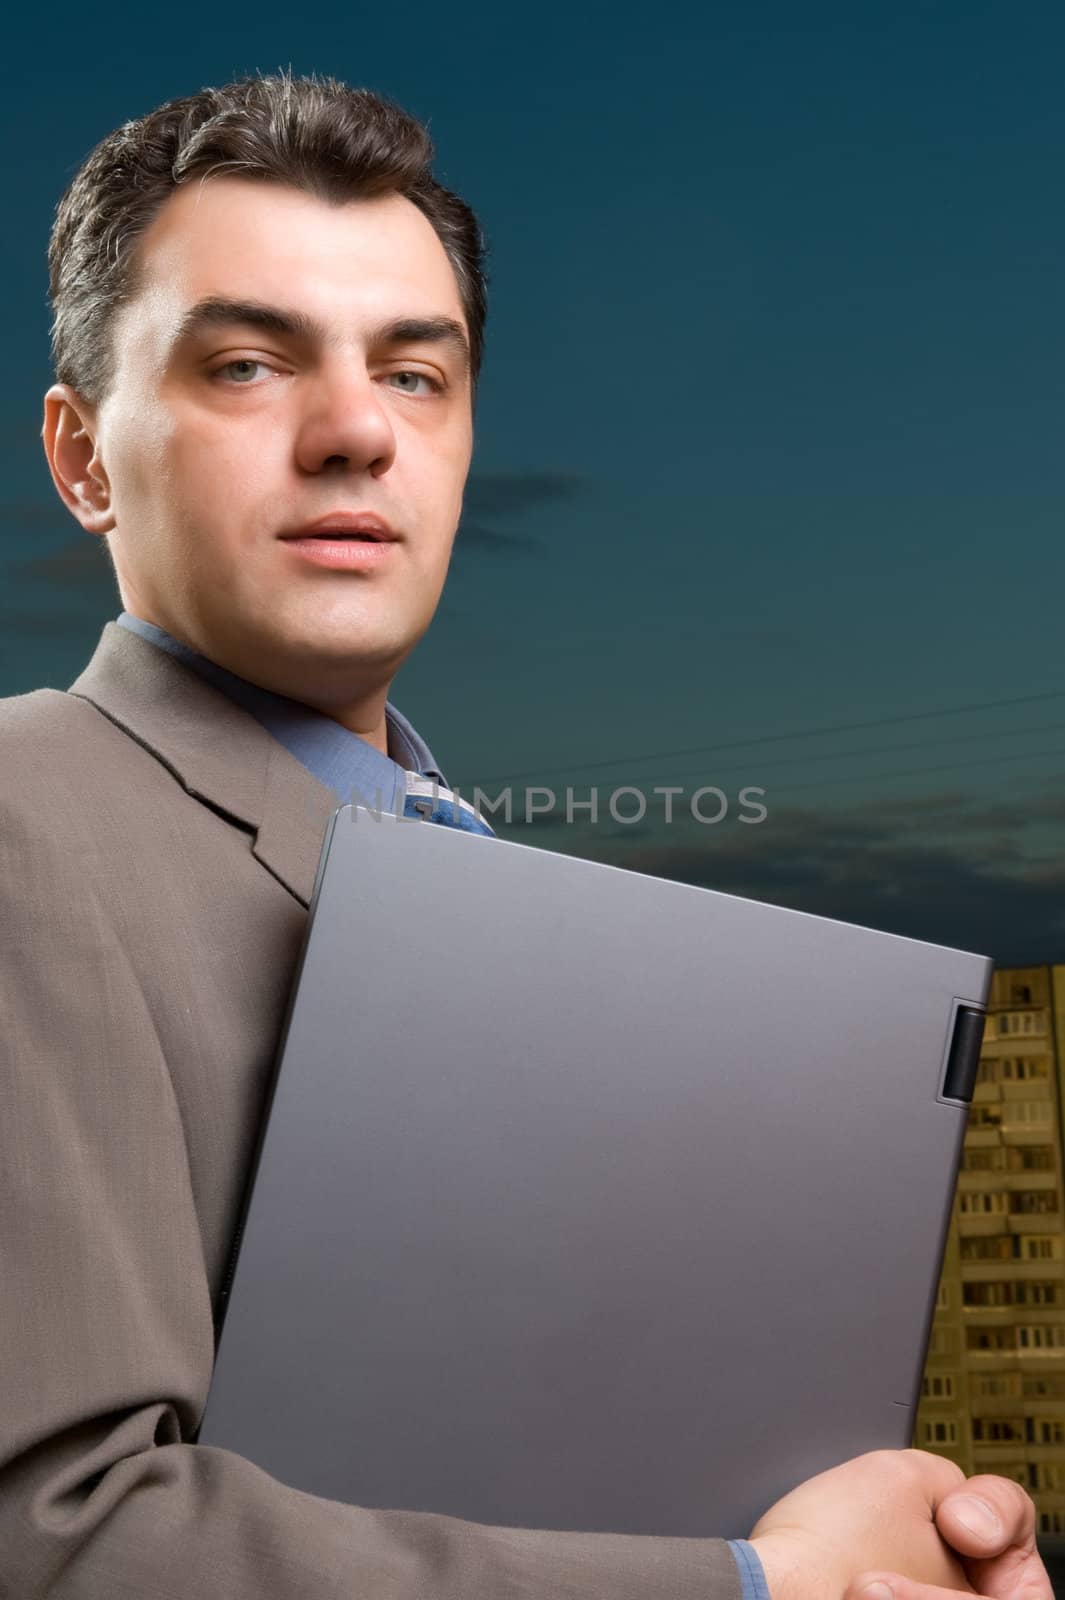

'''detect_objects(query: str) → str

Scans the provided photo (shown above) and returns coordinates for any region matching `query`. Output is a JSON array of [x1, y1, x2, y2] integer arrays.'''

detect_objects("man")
[[0, 69, 1050, 1599]]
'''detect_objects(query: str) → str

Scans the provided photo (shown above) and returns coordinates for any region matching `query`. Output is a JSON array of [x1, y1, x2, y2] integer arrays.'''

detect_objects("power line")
[[458, 688, 1065, 789], [501, 747, 1065, 826], [620, 720, 1065, 787], [743, 743, 1065, 798]]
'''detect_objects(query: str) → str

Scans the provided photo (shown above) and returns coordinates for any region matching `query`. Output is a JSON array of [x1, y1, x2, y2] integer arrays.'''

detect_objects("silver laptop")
[[198, 804, 989, 1539]]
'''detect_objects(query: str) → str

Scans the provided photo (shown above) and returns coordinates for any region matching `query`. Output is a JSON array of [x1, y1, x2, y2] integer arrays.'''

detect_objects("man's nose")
[[293, 368, 397, 476]]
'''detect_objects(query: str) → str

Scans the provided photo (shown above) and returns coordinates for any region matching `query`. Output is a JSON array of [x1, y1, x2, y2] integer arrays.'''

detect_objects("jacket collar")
[[68, 622, 338, 907]]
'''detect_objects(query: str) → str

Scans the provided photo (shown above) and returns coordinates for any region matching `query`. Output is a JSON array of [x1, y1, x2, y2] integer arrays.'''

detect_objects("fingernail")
[[950, 1493, 1002, 1540], [859, 1583, 894, 1600]]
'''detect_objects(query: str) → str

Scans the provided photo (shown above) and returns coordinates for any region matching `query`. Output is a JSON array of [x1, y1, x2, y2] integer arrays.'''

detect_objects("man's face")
[[61, 178, 474, 706]]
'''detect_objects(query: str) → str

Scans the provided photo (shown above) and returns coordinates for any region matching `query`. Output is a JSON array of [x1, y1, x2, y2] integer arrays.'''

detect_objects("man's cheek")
[[171, 442, 250, 516]]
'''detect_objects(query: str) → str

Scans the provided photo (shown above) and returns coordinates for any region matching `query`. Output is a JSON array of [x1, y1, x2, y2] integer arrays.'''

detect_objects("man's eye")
[[213, 359, 272, 384], [386, 370, 443, 396]]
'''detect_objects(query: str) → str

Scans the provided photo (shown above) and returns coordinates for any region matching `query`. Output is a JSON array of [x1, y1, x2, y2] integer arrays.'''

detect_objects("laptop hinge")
[[941, 1006, 986, 1103]]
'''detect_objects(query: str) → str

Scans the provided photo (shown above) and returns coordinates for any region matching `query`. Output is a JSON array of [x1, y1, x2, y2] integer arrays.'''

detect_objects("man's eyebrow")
[[382, 316, 471, 376], [171, 298, 470, 374]]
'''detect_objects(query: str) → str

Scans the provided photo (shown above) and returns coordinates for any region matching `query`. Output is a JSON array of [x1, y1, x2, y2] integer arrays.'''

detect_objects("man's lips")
[[278, 513, 401, 570], [280, 512, 399, 542]]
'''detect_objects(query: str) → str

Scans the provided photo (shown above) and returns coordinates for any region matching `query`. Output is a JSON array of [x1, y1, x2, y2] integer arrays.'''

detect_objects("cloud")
[[13, 534, 116, 593], [484, 782, 1065, 967], [452, 470, 588, 558], [0, 607, 96, 640], [462, 471, 586, 519], [593, 796, 1065, 966], [836, 787, 1065, 836], [453, 520, 540, 553], [3, 526, 116, 640], [0, 500, 74, 534]]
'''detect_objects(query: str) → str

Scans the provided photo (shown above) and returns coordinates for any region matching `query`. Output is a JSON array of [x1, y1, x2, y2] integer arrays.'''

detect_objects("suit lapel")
[[69, 622, 338, 907], [252, 739, 339, 905]]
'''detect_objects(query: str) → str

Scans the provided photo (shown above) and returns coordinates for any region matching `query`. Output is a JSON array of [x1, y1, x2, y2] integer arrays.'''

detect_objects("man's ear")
[[41, 384, 116, 535]]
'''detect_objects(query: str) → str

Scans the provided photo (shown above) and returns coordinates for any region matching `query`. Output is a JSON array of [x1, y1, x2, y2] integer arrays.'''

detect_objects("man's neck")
[[119, 609, 395, 756], [288, 691, 391, 755]]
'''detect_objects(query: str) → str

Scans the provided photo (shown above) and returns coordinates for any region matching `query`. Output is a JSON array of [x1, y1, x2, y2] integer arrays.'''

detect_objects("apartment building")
[[918, 965, 1065, 1536]]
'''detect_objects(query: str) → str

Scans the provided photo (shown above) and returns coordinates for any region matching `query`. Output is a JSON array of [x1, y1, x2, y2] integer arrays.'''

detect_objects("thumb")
[[933, 1480, 1050, 1600], [846, 1576, 977, 1600]]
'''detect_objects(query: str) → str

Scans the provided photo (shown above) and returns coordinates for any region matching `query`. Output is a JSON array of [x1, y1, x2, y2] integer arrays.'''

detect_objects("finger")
[[902, 1448, 970, 1503], [934, 1476, 1035, 1555], [933, 1475, 1050, 1600], [846, 1573, 978, 1600]]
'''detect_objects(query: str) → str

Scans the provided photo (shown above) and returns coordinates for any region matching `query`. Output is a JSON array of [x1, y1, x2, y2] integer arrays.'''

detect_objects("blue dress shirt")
[[728, 1537, 771, 1600], [114, 611, 768, 1600], [115, 612, 492, 833]]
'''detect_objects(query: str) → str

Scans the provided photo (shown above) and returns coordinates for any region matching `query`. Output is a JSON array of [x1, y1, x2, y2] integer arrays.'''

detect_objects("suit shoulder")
[[0, 684, 93, 737], [0, 686, 135, 810]]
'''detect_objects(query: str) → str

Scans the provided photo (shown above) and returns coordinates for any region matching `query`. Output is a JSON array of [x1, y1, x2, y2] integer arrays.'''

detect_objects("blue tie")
[[401, 775, 495, 837]]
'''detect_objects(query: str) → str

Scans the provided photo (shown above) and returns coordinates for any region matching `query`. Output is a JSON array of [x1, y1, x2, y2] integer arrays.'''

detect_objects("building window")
[[997, 1058, 1052, 1084], [962, 1148, 1006, 1173], [961, 1235, 1014, 1262], [1024, 1373, 1065, 1397], [971, 1374, 1021, 1398], [1009, 1189, 1060, 1216], [1020, 1235, 1064, 1262], [972, 1418, 1025, 1443], [1008, 1145, 1057, 1173], [998, 1012, 1042, 1038], [922, 1375, 955, 1400], [966, 1326, 1016, 1352], [922, 1420, 958, 1445], [1034, 1462, 1065, 1492], [1006, 1101, 1052, 1124], [959, 1191, 1009, 1215], [963, 1281, 1010, 1307], [936, 1282, 950, 1310], [969, 1103, 1002, 1128], [965, 1281, 1065, 1310], [1017, 1325, 1065, 1350], [1018, 1282, 1064, 1308]]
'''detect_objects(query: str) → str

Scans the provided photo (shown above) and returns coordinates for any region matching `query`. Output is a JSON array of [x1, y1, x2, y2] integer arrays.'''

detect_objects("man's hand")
[[747, 1450, 1051, 1600], [846, 1468, 1050, 1600]]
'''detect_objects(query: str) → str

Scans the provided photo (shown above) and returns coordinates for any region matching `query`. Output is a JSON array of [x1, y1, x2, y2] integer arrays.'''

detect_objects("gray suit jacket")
[[0, 621, 743, 1599]]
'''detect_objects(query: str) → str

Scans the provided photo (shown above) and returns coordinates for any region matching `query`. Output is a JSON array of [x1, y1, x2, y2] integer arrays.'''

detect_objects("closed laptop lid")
[[199, 806, 989, 1538]]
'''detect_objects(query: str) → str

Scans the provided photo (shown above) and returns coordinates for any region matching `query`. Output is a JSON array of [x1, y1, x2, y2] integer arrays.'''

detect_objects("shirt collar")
[[114, 612, 446, 815]]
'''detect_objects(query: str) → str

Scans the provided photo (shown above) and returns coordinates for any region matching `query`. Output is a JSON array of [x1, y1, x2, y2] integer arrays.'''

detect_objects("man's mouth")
[[278, 515, 401, 569], [281, 513, 399, 543]]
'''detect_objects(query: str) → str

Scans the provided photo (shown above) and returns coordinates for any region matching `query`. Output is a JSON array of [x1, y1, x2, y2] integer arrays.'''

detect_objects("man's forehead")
[[130, 178, 466, 332]]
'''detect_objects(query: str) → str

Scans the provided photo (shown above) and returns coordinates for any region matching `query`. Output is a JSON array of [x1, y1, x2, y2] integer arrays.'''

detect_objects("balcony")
[[965, 1348, 1019, 1368], [1005, 1174, 1058, 1193], [965, 1391, 1023, 1415], [960, 1214, 1013, 1236], [964, 1129, 1004, 1149], [961, 1262, 1065, 1284], [1009, 1214, 1063, 1236]]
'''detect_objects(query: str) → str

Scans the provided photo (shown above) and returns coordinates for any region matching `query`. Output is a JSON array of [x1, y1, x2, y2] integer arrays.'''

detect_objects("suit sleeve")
[[0, 801, 744, 1600]]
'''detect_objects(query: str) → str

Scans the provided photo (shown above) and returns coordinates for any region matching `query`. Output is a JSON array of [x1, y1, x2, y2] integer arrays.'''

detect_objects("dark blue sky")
[[3, 1, 1063, 961]]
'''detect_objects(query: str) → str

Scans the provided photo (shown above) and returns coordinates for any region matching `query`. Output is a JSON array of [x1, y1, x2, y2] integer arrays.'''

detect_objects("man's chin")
[[254, 618, 422, 691]]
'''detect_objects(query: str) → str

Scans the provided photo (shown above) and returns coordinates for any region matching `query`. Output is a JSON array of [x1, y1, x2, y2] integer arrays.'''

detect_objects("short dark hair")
[[47, 69, 489, 406]]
